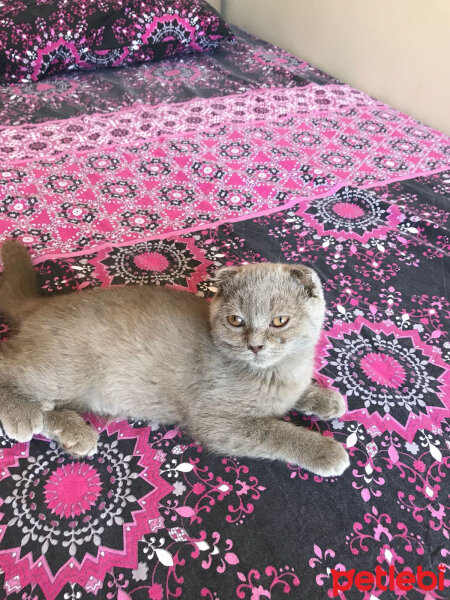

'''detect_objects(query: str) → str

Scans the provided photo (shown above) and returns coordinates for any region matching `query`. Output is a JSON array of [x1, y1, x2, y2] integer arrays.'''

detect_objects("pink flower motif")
[[192, 483, 206, 495], [148, 582, 164, 600], [333, 201, 365, 219], [367, 425, 382, 437], [377, 544, 403, 567], [251, 585, 271, 600], [422, 484, 439, 501], [216, 480, 233, 495], [360, 352, 406, 389], [373, 522, 392, 542], [316, 317, 450, 441], [429, 504, 445, 520], [413, 460, 426, 472], [134, 252, 169, 272], [44, 462, 102, 518], [236, 479, 250, 495]]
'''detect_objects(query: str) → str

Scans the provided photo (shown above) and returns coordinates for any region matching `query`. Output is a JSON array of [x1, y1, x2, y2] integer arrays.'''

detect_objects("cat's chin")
[[240, 352, 283, 369]]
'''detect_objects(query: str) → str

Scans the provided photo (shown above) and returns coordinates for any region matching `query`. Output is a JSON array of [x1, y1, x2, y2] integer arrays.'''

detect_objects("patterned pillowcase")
[[0, 0, 233, 84]]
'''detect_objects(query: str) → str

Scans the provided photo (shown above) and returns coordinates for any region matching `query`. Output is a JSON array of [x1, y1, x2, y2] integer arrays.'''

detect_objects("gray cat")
[[0, 240, 349, 477]]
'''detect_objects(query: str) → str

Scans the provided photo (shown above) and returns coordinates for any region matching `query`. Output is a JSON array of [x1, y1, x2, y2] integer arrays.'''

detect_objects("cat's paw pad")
[[0, 404, 43, 443], [58, 423, 99, 458], [306, 437, 350, 478], [300, 388, 346, 421]]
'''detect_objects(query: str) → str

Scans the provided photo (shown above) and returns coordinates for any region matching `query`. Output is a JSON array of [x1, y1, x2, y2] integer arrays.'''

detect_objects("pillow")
[[0, 1, 233, 84]]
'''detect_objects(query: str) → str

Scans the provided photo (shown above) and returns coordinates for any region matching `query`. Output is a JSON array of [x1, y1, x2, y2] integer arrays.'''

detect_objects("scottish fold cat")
[[0, 240, 349, 477]]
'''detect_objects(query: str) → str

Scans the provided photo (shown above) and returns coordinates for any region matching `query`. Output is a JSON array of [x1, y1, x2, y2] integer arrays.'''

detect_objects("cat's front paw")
[[0, 402, 43, 442], [44, 410, 99, 458], [301, 436, 350, 478], [297, 386, 346, 421], [58, 422, 98, 458]]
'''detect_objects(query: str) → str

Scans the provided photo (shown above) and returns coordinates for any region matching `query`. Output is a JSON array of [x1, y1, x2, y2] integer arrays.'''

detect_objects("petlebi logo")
[[331, 564, 446, 596]]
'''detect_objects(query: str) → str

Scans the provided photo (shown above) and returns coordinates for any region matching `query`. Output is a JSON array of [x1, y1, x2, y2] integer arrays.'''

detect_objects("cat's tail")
[[0, 240, 39, 325]]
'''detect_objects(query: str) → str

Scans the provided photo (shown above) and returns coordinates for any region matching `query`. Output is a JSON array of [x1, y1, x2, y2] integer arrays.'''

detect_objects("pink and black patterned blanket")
[[0, 28, 449, 600]]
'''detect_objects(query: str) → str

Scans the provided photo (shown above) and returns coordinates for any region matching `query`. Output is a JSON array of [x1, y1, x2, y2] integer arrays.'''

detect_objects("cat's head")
[[209, 263, 325, 368]]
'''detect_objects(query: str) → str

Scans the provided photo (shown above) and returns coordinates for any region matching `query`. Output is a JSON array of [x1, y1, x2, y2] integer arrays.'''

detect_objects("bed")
[[0, 11, 449, 600]]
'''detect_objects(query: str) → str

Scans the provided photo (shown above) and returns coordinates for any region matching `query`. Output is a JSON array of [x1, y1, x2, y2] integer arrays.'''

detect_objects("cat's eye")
[[271, 316, 290, 328], [227, 315, 245, 327]]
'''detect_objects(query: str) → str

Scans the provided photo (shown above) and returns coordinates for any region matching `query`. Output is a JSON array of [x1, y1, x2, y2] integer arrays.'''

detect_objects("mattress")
[[0, 27, 449, 600]]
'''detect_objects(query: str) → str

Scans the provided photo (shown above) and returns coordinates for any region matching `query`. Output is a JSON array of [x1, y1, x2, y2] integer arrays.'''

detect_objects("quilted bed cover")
[[0, 28, 449, 600]]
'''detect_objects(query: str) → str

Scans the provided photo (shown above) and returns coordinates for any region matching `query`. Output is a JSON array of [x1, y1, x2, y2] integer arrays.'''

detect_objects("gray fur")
[[0, 241, 349, 477]]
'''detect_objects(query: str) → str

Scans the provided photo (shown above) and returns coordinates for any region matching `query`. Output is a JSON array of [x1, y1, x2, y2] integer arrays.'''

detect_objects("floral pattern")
[[1, 164, 449, 598], [0, 24, 449, 600], [316, 318, 449, 439], [0, 93, 448, 258], [0, 0, 232, 84], [302, 186, 403, 242], [0, 29, 341, 127], [0, 420, 172, 598]]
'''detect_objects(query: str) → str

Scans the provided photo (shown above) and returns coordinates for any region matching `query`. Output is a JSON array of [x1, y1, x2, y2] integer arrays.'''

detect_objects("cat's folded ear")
[[285, 264, 319, 298], [213, 265, 242, 294], [214, 265, 241, 284]]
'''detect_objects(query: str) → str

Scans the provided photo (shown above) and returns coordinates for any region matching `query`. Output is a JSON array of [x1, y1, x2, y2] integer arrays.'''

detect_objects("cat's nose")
[[249, 345, 263, 354]]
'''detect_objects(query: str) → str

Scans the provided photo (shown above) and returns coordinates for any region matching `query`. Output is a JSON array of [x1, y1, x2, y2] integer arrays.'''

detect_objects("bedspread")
[[0, 28, 449, 600]]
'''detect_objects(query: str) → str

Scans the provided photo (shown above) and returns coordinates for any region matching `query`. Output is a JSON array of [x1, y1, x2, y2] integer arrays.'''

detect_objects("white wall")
[[221, 0, 450, 135], [207, 0, 221, 12]]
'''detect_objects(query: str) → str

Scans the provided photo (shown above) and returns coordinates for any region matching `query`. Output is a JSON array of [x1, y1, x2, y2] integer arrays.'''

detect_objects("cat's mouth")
[[246, 350, 279, 368]]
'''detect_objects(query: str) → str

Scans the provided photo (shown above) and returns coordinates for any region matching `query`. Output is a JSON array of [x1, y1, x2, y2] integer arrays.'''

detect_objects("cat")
[[0, 240, 349, 477]]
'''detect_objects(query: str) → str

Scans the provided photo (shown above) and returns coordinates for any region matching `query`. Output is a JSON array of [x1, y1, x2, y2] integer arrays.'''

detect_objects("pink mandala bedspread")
[[0, 28, 449, 600]]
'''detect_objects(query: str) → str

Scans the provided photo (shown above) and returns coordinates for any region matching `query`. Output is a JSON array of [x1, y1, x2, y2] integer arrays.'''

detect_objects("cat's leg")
[[43, 409, 98, 458], [196, 416, 349, 478], [0, 381, 48, 442], [295, 383, 346, 421]]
